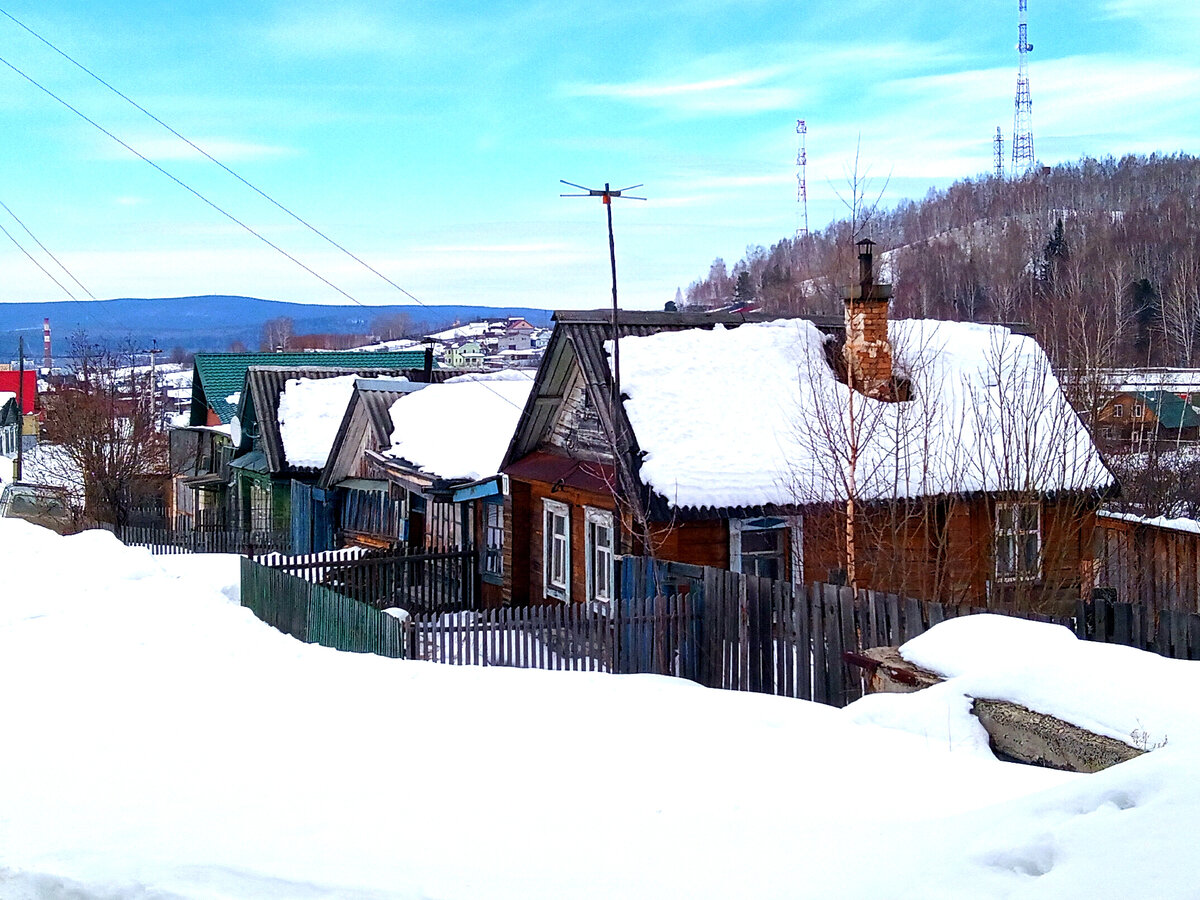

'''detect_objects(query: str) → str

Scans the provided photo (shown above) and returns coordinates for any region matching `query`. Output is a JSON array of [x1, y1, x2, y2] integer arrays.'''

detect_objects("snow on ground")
[[2, 522, 1199, 898], [889, 614, 1200, 749], [615, 318, 1113, 511], [385, 372, 533, 480], [276, 374, 365, 468]]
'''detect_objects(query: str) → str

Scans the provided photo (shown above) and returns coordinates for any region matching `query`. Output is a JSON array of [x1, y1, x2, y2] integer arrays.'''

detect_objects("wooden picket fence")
[[118, 524, 290, 556], [261, 544, 478, 613], [240, 557, 403, 658], [400, 557, 1200, 708], [238, 552, 1200, 709]]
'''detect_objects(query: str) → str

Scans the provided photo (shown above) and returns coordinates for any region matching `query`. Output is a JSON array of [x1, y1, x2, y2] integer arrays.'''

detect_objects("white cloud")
[[563, 66, 800, 115], [91, 136, 297, 163]]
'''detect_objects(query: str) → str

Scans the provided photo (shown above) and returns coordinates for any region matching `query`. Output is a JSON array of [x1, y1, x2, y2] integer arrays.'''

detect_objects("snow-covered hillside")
[[0, 521, 1196, 898]]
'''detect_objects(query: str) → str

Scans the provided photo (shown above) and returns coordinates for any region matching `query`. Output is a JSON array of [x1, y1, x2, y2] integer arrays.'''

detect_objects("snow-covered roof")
[[616, 318, 1113, 511], [1099, 510, 1200, 535], [385, 372, 534, 481], [277, 374, 363, 469], [0, 391, 15, 407]]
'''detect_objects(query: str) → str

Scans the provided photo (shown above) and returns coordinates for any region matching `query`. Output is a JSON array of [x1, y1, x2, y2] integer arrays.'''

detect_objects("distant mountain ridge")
[[0, 295, 554, 360]]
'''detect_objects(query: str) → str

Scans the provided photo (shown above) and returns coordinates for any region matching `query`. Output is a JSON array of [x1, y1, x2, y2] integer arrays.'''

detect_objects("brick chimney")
[[842, 238, 893, 399]]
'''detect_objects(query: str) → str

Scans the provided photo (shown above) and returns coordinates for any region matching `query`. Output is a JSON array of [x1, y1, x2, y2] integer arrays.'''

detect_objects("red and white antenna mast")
[[795, 119, 809, 238], [1011, 0, 1035, 173]]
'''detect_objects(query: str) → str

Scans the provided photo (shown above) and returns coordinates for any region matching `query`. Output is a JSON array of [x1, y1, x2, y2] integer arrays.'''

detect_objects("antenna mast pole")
[[1011, 0, 1035, 173], [993, 126, 1005, 178], [795, 119, 809, 238]]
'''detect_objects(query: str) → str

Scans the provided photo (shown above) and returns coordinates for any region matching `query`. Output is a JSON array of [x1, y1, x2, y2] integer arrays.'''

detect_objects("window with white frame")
[[731, 517, 787, 580], [543, 498, 570, 601], [483, 502, 504, 577], [995, 501, 1040, 580], [1113, 403, 1124, 418], [249, 480, 271, 533], [585, 507, 615, 604], [1132, 402, 1144, 418]]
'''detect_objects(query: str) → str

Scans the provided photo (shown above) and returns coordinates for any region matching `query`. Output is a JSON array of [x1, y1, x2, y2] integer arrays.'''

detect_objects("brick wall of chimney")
[[844, 299, 892, 397]]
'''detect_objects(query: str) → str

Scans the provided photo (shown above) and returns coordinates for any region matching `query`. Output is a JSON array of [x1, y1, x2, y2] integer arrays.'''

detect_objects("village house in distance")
[[500, 242, 1115, 614]]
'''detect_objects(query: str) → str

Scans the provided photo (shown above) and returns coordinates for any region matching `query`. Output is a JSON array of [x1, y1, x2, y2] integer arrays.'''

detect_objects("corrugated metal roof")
[[190, 350, 430, 425]]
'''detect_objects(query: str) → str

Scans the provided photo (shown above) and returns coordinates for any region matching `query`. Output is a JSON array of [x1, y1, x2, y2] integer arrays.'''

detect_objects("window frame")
[[994, 500, 1041, 582], [1113, 403, 1124, 419], [542, 498, 570, 602], [1132, 402, 1144, 418], [730, 516, 791, 582], [482, 501, 504, 579], [584, 506, 615, 605]]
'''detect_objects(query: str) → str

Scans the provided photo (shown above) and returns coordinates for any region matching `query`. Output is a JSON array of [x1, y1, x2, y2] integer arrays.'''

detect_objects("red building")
[[0, 370, 37, 413]]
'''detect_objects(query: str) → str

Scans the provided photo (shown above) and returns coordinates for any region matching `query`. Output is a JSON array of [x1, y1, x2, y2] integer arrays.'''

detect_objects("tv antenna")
[[560, 180, 646, 547]]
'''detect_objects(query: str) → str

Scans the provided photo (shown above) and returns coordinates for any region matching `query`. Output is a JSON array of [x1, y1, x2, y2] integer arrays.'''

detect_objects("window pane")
[[1019, 505, 1038, 531], [996, 537, 1013, 575], [741, 529, 781, 554]]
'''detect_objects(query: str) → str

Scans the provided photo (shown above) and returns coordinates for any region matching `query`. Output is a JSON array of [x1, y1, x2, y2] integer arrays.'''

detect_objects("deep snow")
[[0, 521, 1196, 899]]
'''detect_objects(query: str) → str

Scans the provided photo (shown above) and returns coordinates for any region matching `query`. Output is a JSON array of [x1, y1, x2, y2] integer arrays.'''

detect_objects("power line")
[[0, 198, 95, 298], [0, 52, 371, 308], [0, 217, 81, 300], [0, 24, 531, 411], [0, 5, 424, 306]]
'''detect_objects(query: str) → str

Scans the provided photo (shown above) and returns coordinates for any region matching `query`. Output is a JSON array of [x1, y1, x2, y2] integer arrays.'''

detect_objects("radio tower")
[[993, 126, 1005, 178], [795, 119, 809, 238], [1011, 0, 1035, 173]]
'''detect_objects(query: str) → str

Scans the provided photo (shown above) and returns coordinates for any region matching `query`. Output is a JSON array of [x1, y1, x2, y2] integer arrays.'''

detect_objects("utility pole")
[[16, 336, 24, 481], [145, 341, 162, 430]]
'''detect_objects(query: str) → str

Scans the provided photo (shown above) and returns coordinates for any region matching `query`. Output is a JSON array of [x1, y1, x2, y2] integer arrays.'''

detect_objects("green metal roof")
[[228, 449, 269, 473], [1128, 390, 1200, 430], [190, 350, 430, 424]]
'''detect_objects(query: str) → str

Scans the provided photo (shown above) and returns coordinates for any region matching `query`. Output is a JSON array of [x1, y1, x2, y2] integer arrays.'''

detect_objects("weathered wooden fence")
[[399, 557, 1200, 708], [118, 525, 290, 555], [240, 557, 404, 657], [261, 544, 478, 613], [1078, 594, 1200, 659]]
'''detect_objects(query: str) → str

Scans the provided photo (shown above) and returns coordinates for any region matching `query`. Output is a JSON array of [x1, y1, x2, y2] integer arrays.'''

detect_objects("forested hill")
[[0, 296, 553, 360], [685, 154, 1200, 370]]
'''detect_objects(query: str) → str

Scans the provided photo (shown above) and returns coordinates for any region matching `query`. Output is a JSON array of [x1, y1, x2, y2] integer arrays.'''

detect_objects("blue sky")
[[0, 0, 1197, 313]]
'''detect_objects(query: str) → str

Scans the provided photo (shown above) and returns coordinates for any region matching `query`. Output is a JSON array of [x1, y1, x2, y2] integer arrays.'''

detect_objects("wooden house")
[[318, 378, 427, 548], [172, 349, 431, 531], [500, 244, 1115, 614], [361, 373, 534, 607], [1095, 389, 1200, 452], [229, 366, 433, 549]]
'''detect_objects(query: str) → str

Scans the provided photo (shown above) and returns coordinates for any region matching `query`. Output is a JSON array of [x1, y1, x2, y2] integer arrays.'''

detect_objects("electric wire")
[[0, 5, 423, 305], [0, 217, 79, 300], [0, 54, 372, 308], [0, 198, 95, 298], [0, 27, 530, 409]]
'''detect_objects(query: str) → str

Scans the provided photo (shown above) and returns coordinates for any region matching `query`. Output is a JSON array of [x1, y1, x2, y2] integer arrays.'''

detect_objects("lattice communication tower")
[[993, 126, 1005, 178], [795, 119, 809, 238], [1011, 0, 1035, 173]]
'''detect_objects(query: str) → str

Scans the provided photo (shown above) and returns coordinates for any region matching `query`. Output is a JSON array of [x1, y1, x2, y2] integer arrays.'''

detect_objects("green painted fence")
[[240, 557, 404, 658]]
